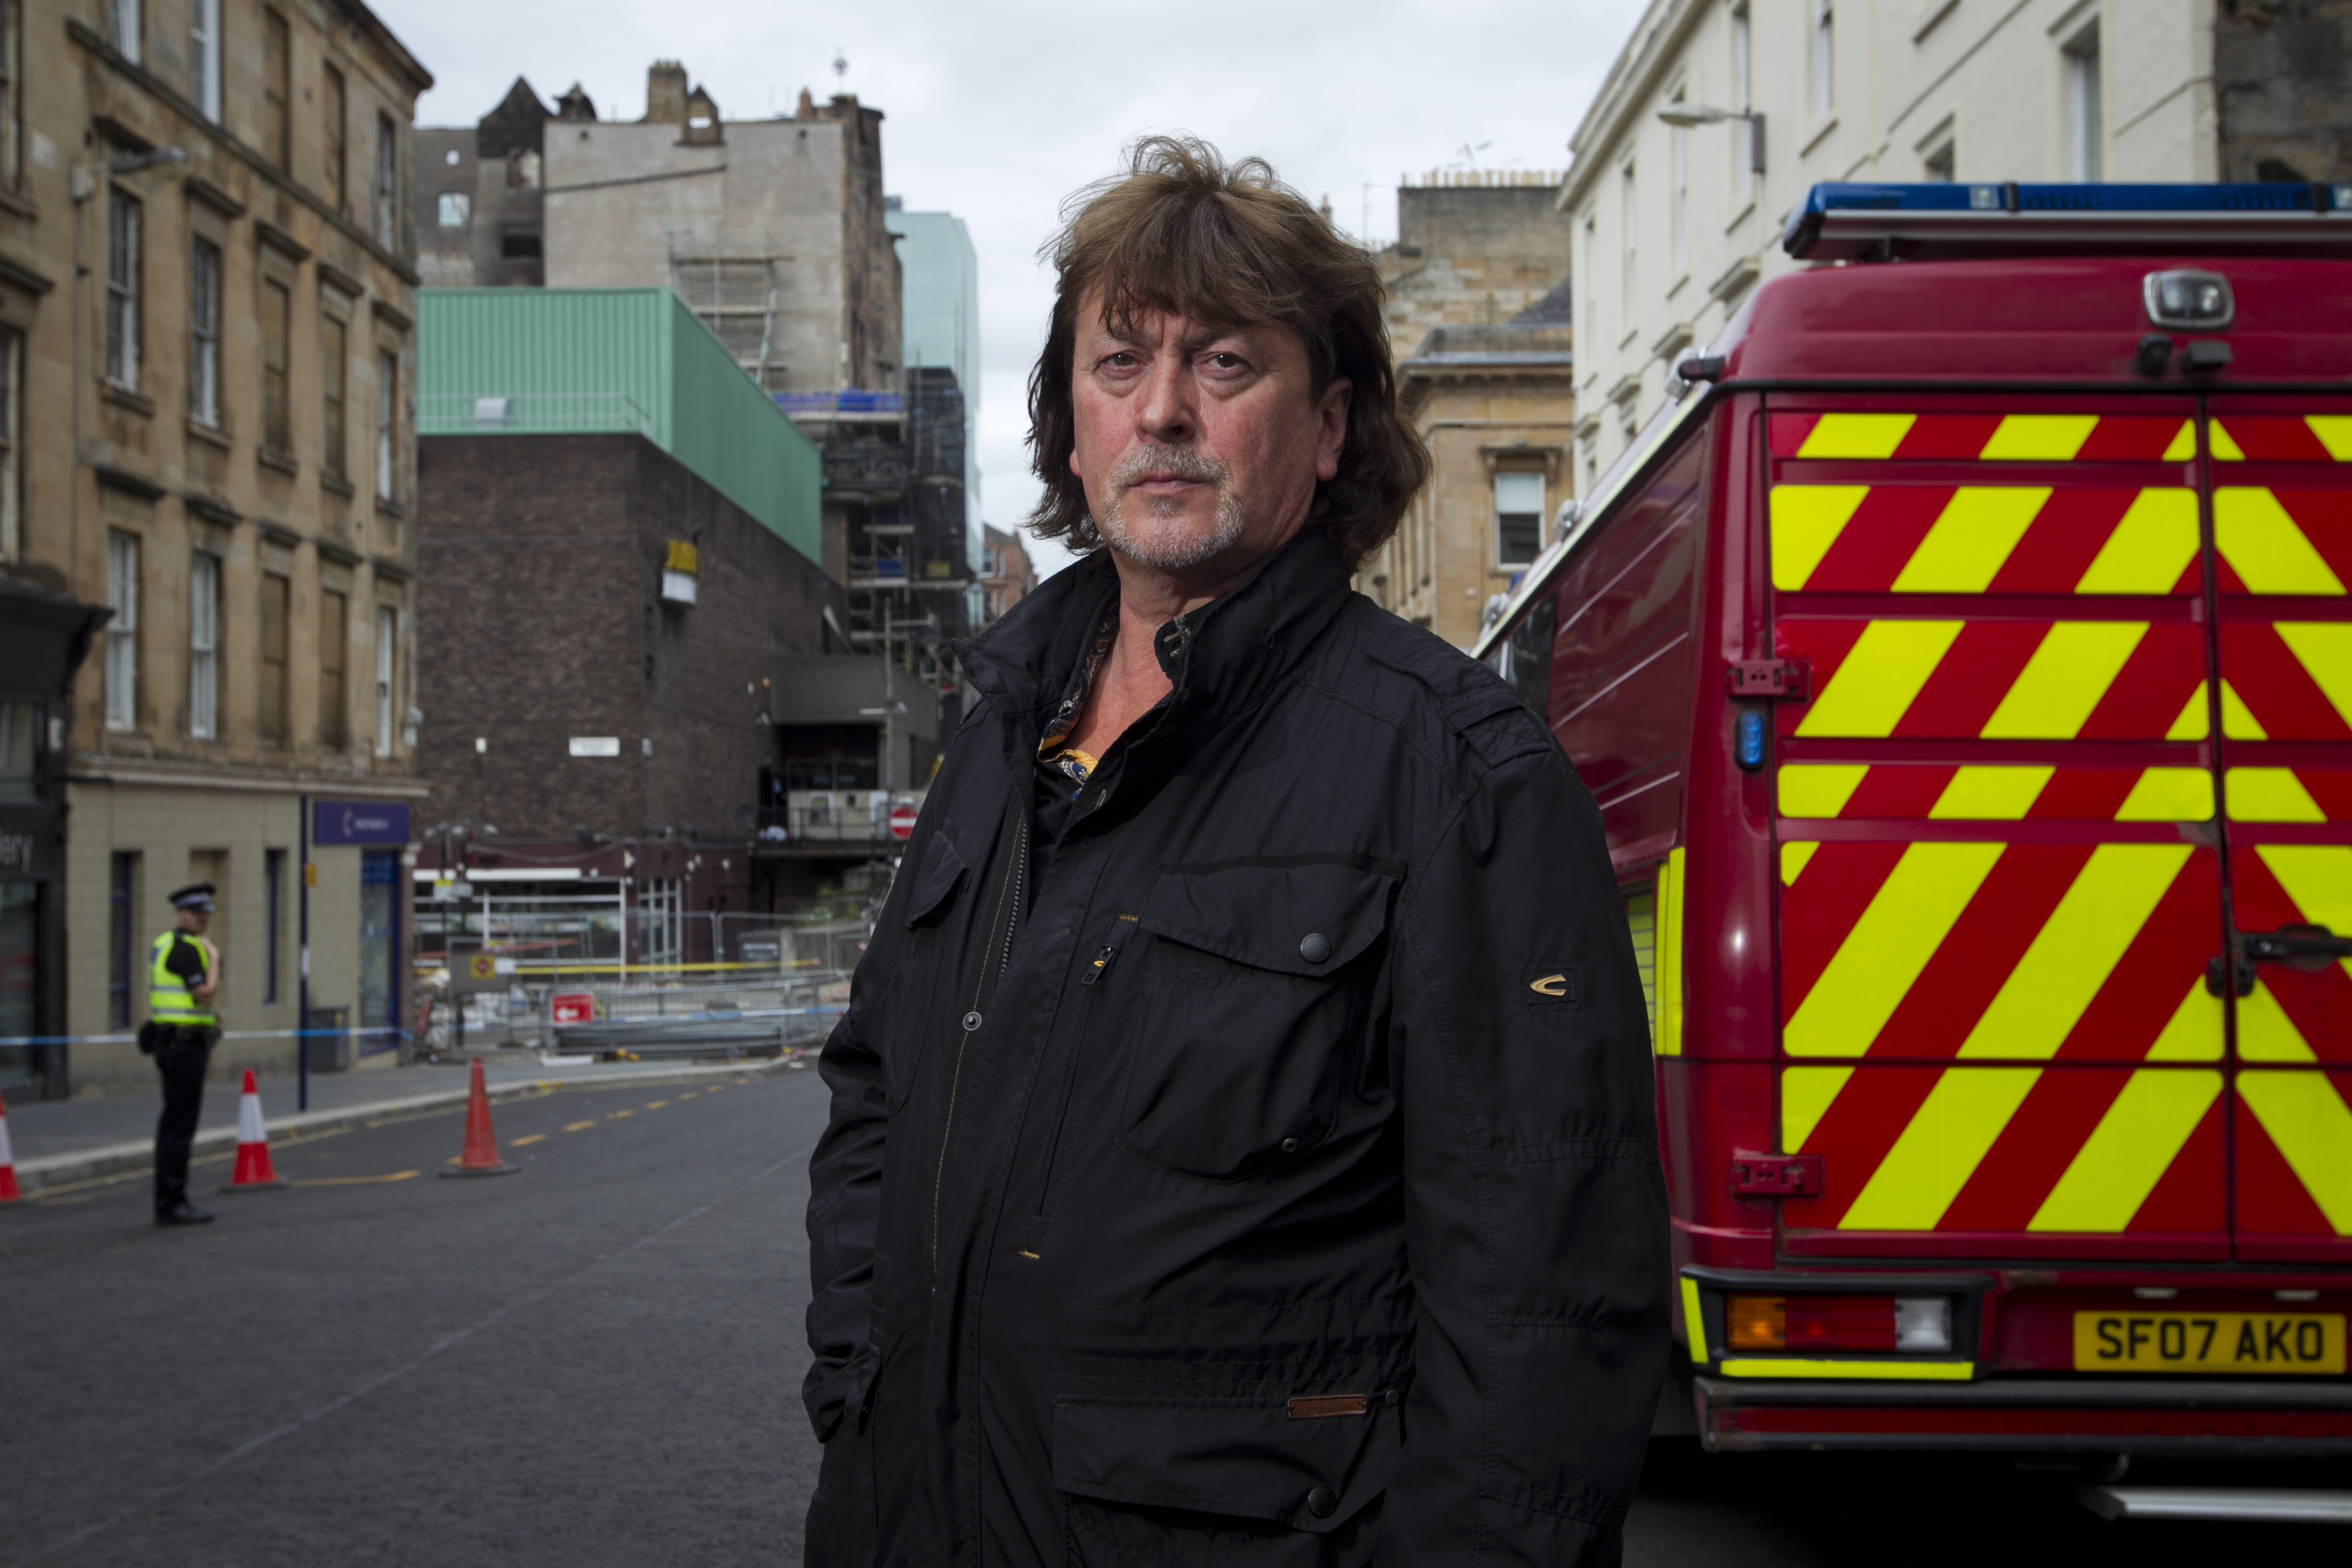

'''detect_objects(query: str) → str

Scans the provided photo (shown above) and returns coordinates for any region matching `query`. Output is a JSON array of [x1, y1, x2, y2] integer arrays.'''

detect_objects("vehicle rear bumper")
[[1695, 1375, 2352, 1455]]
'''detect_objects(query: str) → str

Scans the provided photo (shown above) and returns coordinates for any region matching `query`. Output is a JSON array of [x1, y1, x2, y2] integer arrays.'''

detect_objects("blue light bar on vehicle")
[[1784, 181, 2352, 262]]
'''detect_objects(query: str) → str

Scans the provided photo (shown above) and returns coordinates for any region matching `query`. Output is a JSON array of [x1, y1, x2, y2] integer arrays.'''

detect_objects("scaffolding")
[[668, 237, 795, 390]]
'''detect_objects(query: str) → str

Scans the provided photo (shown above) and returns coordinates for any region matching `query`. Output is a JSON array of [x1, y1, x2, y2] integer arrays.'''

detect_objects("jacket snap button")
[[1298, 932, 1332, 964], [962, 1011, 983, 1032], [1304, 1485, 1338, 1520], [1281, 1137, 1299, 1154]]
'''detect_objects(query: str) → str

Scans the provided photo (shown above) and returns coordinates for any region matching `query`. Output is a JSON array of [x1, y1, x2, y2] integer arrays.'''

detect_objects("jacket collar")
[[959, 526, 1354, 753]]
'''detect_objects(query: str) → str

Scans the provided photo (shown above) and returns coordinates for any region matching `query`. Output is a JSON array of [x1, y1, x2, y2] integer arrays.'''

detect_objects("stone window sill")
[[100, 382, 154, 417]]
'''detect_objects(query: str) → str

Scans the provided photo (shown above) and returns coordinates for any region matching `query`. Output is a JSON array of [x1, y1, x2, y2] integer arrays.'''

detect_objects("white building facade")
[[1562, 0, 2220, 489]]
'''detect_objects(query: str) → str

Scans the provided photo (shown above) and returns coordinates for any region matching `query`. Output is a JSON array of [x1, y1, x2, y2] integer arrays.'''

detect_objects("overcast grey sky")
[[382, 0, 1642, 574]]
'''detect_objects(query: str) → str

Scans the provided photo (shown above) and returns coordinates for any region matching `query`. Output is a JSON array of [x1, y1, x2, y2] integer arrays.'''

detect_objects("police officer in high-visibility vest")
[[150, 882, 221, 1226]]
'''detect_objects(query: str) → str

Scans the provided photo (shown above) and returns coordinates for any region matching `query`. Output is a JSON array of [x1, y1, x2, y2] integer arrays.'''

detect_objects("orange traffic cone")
[[0, 1087, 20, 1203], [441, 1058, 516, 1177], [221, 1069, 285, 1191]]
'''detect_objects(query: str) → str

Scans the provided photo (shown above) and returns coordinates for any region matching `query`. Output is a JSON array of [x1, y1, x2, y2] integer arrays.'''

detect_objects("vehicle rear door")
[[1765, 393, 2228, 1262], [2208, 396, 2352, 1263]]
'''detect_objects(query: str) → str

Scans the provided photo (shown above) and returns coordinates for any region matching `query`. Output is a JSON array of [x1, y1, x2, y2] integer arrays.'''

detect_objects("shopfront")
[[0, 579, 107, 1100]]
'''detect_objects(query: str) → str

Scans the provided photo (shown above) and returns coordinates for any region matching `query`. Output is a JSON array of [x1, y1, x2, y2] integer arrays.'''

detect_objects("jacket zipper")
[[929, 813, 1026, 1280], [1029, 914, 1138, 1222]]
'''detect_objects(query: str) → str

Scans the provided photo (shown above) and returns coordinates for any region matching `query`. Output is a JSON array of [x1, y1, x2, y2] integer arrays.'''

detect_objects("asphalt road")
[[2, 1068, 826, 1567], [5, 1066, 2343, 1566]]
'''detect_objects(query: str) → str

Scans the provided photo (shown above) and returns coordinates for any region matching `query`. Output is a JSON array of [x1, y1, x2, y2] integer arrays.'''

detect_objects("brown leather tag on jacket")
[[1286, 1394, 1371, 1420]]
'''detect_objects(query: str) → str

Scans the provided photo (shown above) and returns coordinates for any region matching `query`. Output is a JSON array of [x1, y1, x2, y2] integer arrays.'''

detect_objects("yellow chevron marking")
[[2237, 1071, 2352, 1233], [1770, 486, 1872, 589], [1839, 1067, 2041, 1230], [1958, 844, 2193, 1060], [1782, 1065, 1855, 1151], [1781, 841, 1821, 886], [2145, 979, 2224, 1061], [1980, 622, 2147, 738], [1929, 765, 2053, 820], [2210, 420, 2247, 462], [1980, 415, 2098, 461], [1779, 763, 1871, 818], [1797, 621, 1965, 738], [2258, 844, 2352, 954], [2237, 980, 2319, 1063], [2275, 623, 2352, 728], [2162, 420, 2197, 462], [2220, 678, 2269, 740], [1654, 847, 1686, 1057], [2116, 767, 2216, 821], [2216, 489, 2348, 595], [1798, 413, 1916, 460], [1681, 1275, 1710, 1363], [2167, 681, 2212, 740], [2226, 767, 2326, 822], [2309, 415, 2352, 461], [1784, 841, 2006, 1058], [1893, 488, 2050, 592], [2028, 1069, 2221, 1232], [2075, 489, 2201, 595]]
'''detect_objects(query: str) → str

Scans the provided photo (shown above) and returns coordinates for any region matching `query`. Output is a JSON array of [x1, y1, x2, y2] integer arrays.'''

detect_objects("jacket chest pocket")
[[883, 833, 970, 1112], [1116, 863, 1395, 1181]]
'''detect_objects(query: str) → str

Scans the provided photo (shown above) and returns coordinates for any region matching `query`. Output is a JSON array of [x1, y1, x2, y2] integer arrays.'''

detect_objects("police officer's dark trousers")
[[152, 1029, 214, 1214]]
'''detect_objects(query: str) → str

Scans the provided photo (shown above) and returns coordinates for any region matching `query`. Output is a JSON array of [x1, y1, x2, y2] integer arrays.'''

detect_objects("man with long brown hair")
[[804, 137, 1667, 1565]]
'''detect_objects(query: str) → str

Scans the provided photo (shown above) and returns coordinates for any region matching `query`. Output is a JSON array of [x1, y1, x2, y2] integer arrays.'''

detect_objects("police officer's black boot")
[[155, 1201, 215, 1227]]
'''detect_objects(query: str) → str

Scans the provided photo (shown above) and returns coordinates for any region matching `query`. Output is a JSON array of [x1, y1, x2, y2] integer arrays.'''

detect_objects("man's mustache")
[[1109, 448, 1228, 492]]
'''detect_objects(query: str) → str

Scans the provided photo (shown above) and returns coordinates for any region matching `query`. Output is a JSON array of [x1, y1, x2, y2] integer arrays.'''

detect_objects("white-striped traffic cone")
[[0, 1087, 20, 1202], [221, 1069, 285, 1191]]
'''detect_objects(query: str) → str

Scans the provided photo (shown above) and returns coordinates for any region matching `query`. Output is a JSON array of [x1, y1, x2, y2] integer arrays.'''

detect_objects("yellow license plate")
[[2073, 1311, 2345, 1375]]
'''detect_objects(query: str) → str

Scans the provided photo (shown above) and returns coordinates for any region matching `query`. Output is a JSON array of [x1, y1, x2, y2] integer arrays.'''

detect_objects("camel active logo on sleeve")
[[1523, 965, 1583, 1009]]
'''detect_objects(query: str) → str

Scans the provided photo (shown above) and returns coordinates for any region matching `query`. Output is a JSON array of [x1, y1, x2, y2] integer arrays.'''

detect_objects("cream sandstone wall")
[[1563, 0, 2216, 486]]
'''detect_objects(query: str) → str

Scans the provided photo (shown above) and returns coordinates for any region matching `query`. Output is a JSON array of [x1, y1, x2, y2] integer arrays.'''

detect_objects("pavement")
[[4, 1050, 812, 1193]]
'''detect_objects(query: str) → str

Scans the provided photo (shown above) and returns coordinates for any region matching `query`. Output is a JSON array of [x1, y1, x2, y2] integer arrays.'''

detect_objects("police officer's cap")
[[168, 882, 216, 912]]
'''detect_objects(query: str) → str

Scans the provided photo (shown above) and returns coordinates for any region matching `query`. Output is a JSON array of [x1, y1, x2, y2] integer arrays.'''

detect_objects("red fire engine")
[[1474, 182, 2352, 1470]]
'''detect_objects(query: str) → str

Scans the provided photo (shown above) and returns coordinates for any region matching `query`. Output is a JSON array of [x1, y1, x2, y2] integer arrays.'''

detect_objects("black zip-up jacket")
[[804, 529, 1670, 1567]]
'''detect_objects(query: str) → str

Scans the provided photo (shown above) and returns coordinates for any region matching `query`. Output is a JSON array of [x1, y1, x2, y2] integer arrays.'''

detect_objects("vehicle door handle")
[[2208, 925, 2352, 996], [2245, 924, 2352, 969]]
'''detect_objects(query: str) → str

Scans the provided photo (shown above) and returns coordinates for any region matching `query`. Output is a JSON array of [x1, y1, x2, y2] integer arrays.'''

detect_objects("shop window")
[[108, 851, 138, 1029], [264, 848, 283, 1004], [0, 697, 32, 800]]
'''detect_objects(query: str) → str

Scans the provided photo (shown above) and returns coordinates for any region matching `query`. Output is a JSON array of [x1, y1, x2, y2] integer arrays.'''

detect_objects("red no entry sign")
[[889, 803, 920, 841]]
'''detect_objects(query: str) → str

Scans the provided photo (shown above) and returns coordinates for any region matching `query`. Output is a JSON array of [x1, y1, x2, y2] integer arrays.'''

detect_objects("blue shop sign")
[[313, 801, 412, 846]]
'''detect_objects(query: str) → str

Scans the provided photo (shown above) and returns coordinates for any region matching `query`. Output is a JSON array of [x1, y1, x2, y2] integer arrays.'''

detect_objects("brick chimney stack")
[[643, 60, 687, 124]]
